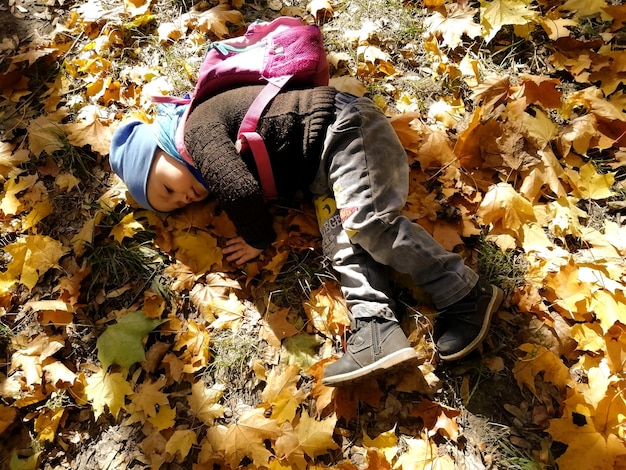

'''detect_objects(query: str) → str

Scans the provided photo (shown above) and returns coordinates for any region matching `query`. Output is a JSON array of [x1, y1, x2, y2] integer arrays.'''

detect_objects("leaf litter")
[[1, 0, 626, 469]]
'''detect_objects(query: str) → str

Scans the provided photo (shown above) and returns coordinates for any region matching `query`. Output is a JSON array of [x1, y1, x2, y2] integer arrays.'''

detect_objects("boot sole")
[[321, 348, 419, 386], [439, 285, 504, 361]]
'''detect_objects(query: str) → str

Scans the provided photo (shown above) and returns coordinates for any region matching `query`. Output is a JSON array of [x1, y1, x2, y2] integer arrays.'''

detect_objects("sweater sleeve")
[[184, 102, 276, 249]]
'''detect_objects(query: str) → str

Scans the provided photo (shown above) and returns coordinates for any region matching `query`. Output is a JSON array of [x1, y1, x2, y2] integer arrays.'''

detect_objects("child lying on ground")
[[109, 85, 504, 386]]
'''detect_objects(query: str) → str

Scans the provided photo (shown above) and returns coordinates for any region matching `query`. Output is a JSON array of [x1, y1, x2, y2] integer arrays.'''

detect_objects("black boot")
[[435, 278, 504, 361], [322, 317, 418, 387]]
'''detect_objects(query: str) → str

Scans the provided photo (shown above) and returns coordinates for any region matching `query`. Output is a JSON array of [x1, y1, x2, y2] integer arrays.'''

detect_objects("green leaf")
[[281, 333, 323, 370], [97, 311, 165, 370]]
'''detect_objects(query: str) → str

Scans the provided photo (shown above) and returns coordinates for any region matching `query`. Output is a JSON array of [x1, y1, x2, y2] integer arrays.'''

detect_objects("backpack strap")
[[239, 131, 278, 200], [235, 76, 292, 200]]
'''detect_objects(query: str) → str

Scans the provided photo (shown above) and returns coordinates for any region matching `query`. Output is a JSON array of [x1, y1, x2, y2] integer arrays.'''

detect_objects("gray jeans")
[[309, 93, 478, 321]]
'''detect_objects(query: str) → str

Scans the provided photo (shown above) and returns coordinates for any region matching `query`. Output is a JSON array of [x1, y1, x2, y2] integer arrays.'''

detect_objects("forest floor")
[[1, 0, 625, 469]]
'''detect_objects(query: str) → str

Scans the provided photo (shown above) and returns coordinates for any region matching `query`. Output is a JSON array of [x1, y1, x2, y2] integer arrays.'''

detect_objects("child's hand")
[[223, 236, 263, 265]]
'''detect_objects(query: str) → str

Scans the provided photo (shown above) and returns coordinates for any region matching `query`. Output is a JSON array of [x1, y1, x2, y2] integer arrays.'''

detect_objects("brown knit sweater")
[[184, 85, 338, 249]]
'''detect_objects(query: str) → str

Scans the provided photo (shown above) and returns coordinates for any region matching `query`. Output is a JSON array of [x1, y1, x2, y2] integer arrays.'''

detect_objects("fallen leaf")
[[96, 311, 165, 370]]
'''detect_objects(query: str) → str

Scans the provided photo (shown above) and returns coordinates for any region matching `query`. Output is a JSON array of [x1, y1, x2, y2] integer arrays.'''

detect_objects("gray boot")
[[436, 278, 504, 361], [322, 317, 418, 387]]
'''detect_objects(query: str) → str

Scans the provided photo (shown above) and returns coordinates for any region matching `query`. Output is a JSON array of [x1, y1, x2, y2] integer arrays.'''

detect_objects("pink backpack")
[[153, 17, 330, 199]]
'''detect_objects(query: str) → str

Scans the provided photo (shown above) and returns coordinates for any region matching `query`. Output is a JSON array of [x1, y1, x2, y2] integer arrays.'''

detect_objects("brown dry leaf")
[[519, 74, 562, 108], [411, 401, 460, 441], [260, 307, 300, 348], [0, 404, 17, 435], [64, 118, 113, 156], [470, 75, 513, 116], [307, 0, 333, 21], [182, 3, 244, 39]]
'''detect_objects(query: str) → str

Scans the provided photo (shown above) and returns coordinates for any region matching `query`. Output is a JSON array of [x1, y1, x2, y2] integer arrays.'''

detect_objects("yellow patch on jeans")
[[313, 195, 337, 227]]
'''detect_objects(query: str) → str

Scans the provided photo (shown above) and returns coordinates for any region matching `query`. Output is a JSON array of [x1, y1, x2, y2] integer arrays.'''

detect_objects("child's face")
[[147, 150, 209, 212]]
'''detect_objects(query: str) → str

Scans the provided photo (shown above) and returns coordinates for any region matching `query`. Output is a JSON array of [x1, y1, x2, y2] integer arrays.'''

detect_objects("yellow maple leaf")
[[165, 429, 197, 463], [307, 0, 334, 21], [413, 121, 458, 170], [261, 364, 305, 424], [173, 320, 210, 373], [274, 410, 339, 469], [142, 290, 165, 319], [537, 13, 579, 40], [559, 0, 611, 21], [566, 161, 615, 200], [391, 435, 454, 470], [110, 212, 144, 242], [22, 200, 54, 230], [10, 334, 65, 386], [129, 377, 169, 419], [147, 404, 176, 430], [173, 229, 222, 274], [85, 369, 133, 419], [480, 0, 540, 43], [205, 407, 281, 468], [303, 282, 350, 338], [33, 407, 65, 442], [590, 290, 626, 333], [547, 414, 625, 470], [519, 148, 567, 202], [544, 260, 592, 321], [27, 115, 65, 158], [259, 306, 301, 348], [476, 182, 536, 238], [512, 344, 571, 395], [2, 234, 67, 290], [363, 427, 398, 463], [0, 174, 38, 216], [424, 1, 481, 49], [55, 172, 80, 193], [187, 381, 225, 425], [0, 143, 29, 179]]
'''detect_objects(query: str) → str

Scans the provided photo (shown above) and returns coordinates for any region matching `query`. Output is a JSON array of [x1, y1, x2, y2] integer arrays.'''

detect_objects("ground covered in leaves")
[[1, 0, 626, 469]]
